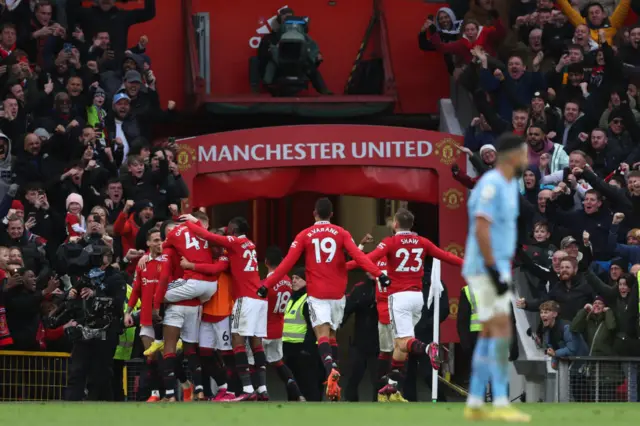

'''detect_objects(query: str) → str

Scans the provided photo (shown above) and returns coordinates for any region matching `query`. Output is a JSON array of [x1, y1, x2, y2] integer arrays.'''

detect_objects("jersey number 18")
[[273, 291, 291, 313]]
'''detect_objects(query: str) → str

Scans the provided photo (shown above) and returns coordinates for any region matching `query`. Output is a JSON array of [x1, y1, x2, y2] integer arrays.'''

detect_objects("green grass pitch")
[[1, 403, 639, 426]]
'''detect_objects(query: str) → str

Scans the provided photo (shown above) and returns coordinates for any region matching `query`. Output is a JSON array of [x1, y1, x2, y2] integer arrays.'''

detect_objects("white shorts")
[[465, 274, 512, 322], [378, 322, 394, 353], [164, 279, 218, 304], [263, 338, 283, 363], [307, 296, 346, 330], [163, 305, 202, 343], [389, 291, 424, 339], [140, 325, 155, 340], [231, 297, 268, 337], [199, 317, 232, 350]]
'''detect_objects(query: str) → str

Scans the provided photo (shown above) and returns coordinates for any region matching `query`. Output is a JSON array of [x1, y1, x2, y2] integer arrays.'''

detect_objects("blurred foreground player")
[[462, 134, 531, 422]]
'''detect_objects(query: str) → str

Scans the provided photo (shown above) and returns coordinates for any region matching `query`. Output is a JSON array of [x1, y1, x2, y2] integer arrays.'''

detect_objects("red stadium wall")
[[101, 0, 637, 113], [103, 0, 451, 113], [176, 125, 468, 342]]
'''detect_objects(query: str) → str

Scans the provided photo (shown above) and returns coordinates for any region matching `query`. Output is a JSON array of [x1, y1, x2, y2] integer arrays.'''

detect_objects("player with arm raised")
[[179, 214, 268, 402], [357, 208, 463, 402], [462, 134, 530, 422], [257, 198, 390, 401]]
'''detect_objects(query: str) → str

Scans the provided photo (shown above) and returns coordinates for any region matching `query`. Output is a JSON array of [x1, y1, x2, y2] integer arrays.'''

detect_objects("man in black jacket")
[[67, 0, 156, 54], [342, 277, 379, 401], [63, 240, 127, 401]]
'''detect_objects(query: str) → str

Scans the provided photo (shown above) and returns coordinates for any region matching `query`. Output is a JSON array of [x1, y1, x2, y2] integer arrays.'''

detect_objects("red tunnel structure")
[[176, 124, 468, 342]]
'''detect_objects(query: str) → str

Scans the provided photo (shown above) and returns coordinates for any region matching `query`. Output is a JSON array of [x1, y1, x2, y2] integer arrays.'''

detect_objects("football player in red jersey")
[[258, 198, 391, 401], [263, 246, 305, 401], [124, 229, 166, 402], [159, 211, 219, 305], [372, 258, 394, 392], [362, 208, 462, 402], [179, 214, 268, 402], [180, 242, 232, 402], [154, 211, 216, 401]]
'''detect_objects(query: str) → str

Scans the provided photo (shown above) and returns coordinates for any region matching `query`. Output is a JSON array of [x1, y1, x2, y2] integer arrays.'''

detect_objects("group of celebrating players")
[[120, 132, 535, 422], [122, 197, 464, 403]]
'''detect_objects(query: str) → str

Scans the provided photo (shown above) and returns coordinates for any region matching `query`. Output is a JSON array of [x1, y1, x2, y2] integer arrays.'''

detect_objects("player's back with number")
[[224, 235, 262, 299], [165, 224, 212, 280], [382, 232, 431, 294], [266, 276, 293, 339], [297, 222, 351, 299]]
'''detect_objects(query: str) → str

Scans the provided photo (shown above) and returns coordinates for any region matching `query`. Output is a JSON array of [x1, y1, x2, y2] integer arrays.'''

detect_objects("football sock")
[[174, 352, 188, 383], [161, 352, 177, 397], [329, 337, 339, 368], [406, 337, 428, 356], [144, 358, 161, 396], [273, 360, 302, 399], [388, 358, 406, 389], [153, 321, 163, 341], [211, 351, 229, 390], [184, 347, 203, 392], [317, 336, 334, 377], [467, 337, 490, 407], [376, 352, 392, 391], [221, 350, 239, 393], [252, 345, 268, 393], [233, 345, 254, 394], [488, 337, 510, 407]]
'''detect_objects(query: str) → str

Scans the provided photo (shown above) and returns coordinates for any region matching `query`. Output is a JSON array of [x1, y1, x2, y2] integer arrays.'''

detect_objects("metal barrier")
[[0, 351, 194, 402], [557, 357, 639, 402], [0, 350, 70, 401]]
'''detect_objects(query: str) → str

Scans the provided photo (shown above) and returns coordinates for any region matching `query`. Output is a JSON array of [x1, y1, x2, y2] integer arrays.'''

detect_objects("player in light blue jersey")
[[462, 134, 531, 423]]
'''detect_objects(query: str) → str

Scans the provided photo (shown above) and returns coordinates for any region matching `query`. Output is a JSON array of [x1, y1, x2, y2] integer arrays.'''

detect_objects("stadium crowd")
[[0, 0, 187, 390], [434, 0, 640, 365]]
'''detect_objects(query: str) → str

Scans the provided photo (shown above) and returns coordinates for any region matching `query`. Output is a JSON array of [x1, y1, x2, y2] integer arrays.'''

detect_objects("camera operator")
[[55, 213, 126, 401], [258, 8, 331, 95]]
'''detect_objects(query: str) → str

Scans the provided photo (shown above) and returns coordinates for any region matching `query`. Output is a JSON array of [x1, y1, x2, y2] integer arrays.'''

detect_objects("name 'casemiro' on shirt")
[[198, 140, 434, 163]]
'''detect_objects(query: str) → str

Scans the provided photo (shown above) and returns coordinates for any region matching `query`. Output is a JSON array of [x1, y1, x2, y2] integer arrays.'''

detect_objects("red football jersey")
[[163, 224, 214, 281], [265, 273, 293, 339], [263, 221, 382, 300], [129, 254, 166, 326], [184, 222, 262, 300], [367, 231, 463, 295]]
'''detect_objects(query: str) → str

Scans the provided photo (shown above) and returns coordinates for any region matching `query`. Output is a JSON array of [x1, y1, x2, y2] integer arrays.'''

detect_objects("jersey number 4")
[[395, 248, 424, 272], [243, 249, 258, 272], [273, 291, 291, 313], [312, 237, 336, 263]]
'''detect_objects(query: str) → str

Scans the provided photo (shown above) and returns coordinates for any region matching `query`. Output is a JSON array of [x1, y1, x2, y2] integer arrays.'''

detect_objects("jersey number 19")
[[312, 237, 336, 263]]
